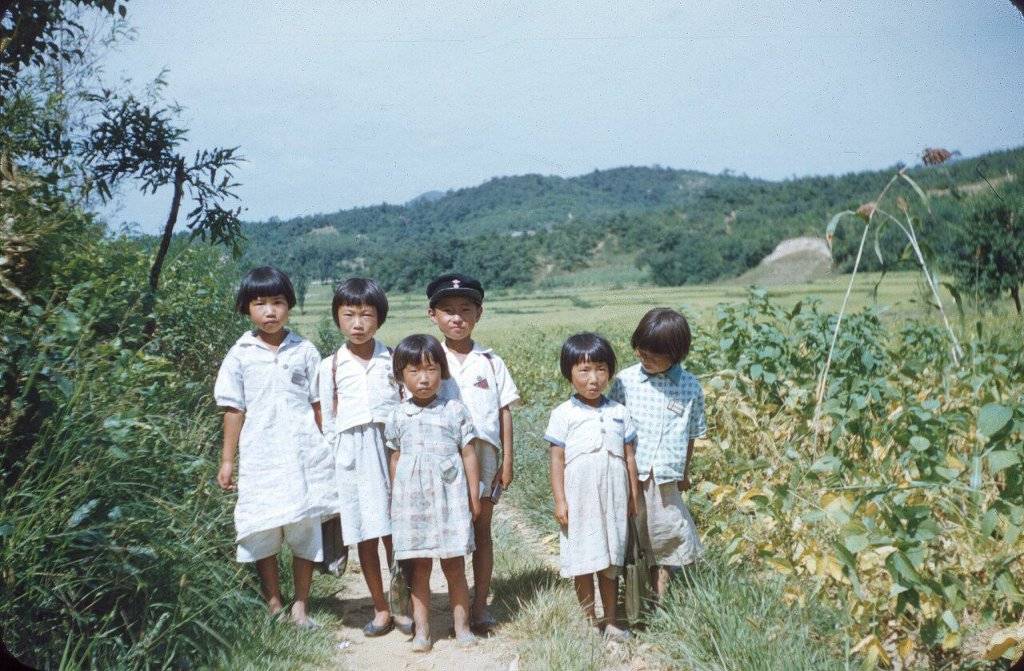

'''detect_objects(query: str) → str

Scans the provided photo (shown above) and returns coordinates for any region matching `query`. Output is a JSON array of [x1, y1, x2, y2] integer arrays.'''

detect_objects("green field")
[[290, 270, 986, 346]]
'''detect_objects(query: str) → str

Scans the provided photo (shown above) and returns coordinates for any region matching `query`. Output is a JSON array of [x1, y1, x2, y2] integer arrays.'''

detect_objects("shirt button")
[[282, 363, 289, 369]]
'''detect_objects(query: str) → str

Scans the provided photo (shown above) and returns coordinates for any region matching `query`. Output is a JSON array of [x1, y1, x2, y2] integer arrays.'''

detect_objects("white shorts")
[[475, 439, 501, 500], [236, 517, 323, 563], [638, 477, 704, 568]]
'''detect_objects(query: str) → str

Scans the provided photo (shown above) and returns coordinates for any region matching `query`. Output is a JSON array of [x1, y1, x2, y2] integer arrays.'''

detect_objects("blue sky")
[[101, 1, 1024, 233]]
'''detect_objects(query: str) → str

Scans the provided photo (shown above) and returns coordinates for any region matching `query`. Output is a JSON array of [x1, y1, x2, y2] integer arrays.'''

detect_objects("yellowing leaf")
[[983, 625, 1024, 661]]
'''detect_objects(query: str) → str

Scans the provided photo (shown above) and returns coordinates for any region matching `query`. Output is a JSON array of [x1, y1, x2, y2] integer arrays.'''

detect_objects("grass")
[[289, 270, 1013, 347]]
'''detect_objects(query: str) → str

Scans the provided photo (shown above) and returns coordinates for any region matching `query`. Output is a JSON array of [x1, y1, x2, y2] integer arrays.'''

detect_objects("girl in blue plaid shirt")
[[608, 308, 706, 597]]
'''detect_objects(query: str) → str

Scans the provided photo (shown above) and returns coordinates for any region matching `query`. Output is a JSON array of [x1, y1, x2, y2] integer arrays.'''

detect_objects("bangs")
[[559, 332, 617, 380], [332, 277, 389, 327], [630, 308, 691, 363], [391, 334, 450, 380], [235, 266, 296, 314]]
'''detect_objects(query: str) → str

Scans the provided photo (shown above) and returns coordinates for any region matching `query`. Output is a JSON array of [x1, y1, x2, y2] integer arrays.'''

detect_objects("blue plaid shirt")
[[608, 362, 706, 484]]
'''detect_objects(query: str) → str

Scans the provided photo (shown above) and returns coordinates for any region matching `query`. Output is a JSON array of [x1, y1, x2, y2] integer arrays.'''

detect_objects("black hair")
[[559, 332, 617, 380], [391, 334, 450, 380], [631, 308, 691, 364], [331, 277, 389, 327], [234, 266, 296, 315]]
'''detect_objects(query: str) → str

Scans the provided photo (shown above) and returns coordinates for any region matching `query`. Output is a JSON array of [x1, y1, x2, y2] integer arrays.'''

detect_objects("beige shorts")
[[474, 439, 501, 500], [236, 517, 323, 563], [637, 477, 704, 568]]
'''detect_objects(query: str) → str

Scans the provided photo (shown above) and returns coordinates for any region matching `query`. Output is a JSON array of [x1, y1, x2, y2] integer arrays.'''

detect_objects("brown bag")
[[624, 516, 651, 625], [317, 514, 348, 576]]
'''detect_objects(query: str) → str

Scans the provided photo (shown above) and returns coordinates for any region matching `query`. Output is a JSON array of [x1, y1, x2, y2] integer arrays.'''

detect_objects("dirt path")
[[320, 505, 540, 671]]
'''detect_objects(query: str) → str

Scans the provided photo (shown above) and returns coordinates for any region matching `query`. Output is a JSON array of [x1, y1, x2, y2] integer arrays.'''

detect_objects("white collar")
[[236, 329, 301, 351], [401, 397, 442, 415], [442, 341, 493, 357], [336, 339, 389, 366]]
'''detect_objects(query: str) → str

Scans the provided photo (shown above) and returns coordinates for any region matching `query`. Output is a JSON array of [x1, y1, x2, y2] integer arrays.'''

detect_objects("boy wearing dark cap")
[[426, 273, 519, 631]]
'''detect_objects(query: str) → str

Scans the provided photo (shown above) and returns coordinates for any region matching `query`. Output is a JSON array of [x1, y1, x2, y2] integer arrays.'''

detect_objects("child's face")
[[337, 303, 379, 345], [635, 348, 674, 375], [247, 294, 290, 335], [428, 296, 482, 342], [401, 356, 443, 401], [571, 359, 610, 402]]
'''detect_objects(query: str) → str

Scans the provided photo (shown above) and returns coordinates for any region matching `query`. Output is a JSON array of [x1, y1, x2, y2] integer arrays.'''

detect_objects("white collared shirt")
[[543, 396, 637, 465], [437, 342, 519, 449], [213, 330, 336, 541], [316, 339, 401, 445]]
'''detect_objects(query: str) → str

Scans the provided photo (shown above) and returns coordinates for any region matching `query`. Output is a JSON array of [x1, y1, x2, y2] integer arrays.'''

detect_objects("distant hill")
[[241, 147, 1024, 291]]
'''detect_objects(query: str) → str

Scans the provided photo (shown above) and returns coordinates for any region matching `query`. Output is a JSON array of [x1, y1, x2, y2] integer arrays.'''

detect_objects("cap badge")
[[451, 279, 461, 288]]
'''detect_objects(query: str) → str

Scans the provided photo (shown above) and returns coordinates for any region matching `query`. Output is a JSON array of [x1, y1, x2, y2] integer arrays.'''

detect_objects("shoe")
[[603, 624, 632, 642], [395, 617, 414, 636], [362, 617, 394, 637], [471, 610, 498, 630], [411, 636, 433, 653], [294, 616, 321, 631], [455, 632, 477, 648]]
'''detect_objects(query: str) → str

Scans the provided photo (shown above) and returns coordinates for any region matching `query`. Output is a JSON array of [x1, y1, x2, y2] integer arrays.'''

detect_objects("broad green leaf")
[[941, 610, 959, 632], [844, 534, 869, 553], [981, 508, 999, 538], [988, 450, 1021, 474], [909, 435, 931, 451], [67, 498, 100, 529], [977, 403, 1012, 437]]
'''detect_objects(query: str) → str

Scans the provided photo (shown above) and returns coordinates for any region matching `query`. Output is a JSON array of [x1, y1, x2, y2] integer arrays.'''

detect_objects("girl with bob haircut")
[[214, 266, 335, 628], [385, 334, 481, 652], [317, 277, 410, 637], [545, 332, 639, 641], [610, 307, 706, 598]]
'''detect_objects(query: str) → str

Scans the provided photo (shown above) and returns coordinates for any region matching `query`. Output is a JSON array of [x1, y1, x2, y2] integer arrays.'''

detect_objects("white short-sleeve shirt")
[[316, 339, 401, 445], [213, 330, 336, 541], [543, 396, 637, 465], [437, 342, 519, 449]]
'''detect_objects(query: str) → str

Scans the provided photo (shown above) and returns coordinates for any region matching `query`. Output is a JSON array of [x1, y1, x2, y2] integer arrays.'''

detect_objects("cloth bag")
[[624, 516, 652, 625], [317, 514, 348, 576], [388, 558, 412, 616]]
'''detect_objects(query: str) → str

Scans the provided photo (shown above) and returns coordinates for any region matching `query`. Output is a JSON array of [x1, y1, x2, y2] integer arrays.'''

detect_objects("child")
[[608, 308, 706, 596], [544, 333, 639, 641], [426, 273, 519, 630], [316, 278, 412, 637], [214, 266, 336, 627], [386, 334, 481, 652]]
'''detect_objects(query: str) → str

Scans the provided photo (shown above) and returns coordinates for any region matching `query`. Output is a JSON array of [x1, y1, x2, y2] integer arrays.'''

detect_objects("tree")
[[949, 177, 1024, 314], [83, 83, 244, 333]]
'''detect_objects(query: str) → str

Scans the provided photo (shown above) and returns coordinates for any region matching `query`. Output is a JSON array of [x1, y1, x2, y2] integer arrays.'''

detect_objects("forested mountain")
[[241, 147, 1024, 291]]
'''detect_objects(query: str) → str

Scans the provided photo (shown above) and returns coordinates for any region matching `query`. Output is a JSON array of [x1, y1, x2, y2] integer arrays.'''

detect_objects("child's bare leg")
[[409, 558, 433, 640], [291, 556, 315, 623], [597, 571, 618, 628], [358, 538, 391, 626], [573, 574, 597, 623], [470, 499, 494, 620], [440, 556, 472, 637], [255, 555, 284, 614]]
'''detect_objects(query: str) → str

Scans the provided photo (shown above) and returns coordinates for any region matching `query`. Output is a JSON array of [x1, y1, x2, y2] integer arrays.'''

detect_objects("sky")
[[99, 1, 1024, 233]]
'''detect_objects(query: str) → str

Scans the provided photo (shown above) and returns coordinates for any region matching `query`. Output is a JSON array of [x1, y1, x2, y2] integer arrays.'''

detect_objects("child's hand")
[[677, 475, 691, 492], [217, 461, 236, 491], [554, 500, 568, 528], [499, 463, 514, 489]]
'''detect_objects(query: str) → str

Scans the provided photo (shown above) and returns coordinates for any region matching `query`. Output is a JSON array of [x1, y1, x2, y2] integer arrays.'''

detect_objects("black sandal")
[[362, 617, 394, 637]]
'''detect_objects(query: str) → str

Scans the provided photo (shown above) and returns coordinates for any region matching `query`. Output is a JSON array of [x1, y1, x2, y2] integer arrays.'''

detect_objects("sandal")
[[411, 636, 433, 653], [362, 617, 394, 637]]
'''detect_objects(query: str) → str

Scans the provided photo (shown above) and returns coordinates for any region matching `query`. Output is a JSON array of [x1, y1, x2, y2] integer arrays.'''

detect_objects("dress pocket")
[[438, 455, 461, 484]]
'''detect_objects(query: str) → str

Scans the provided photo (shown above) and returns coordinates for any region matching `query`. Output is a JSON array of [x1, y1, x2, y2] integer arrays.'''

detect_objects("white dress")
[[386, 397, 477, 560], [214, 331, 337, 543], [316, 339, 401, 545], [544, 396, 637, 578]]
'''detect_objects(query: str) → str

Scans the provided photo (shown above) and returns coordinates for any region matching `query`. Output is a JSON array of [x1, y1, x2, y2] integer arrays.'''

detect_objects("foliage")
[[241, 148, 1024, 294], [499, 288, 1024, 669], [948, 173, 1024, 314]]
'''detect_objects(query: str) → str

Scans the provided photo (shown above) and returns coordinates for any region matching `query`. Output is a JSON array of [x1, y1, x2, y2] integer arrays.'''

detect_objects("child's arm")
[[625, 441, 640, 516], [498, 405, 513, 489], [461, 442, 481, 521], [218, 408, 243, 491], [312, 401, 323, 432], [549, 446, 568, 527], [678, 438, 695, 491], [388, 449, 400, 483]]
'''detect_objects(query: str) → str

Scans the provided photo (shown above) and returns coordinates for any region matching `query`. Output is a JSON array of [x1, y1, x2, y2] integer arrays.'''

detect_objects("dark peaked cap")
[[426, 273, 484, 307]]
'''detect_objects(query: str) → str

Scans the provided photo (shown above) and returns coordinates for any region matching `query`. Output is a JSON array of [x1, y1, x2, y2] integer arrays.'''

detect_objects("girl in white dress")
[[544, 333, 639, 641], [386, 334, 481, 652], [214, 266, 336, 628], [316, 278, 412, 637]]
